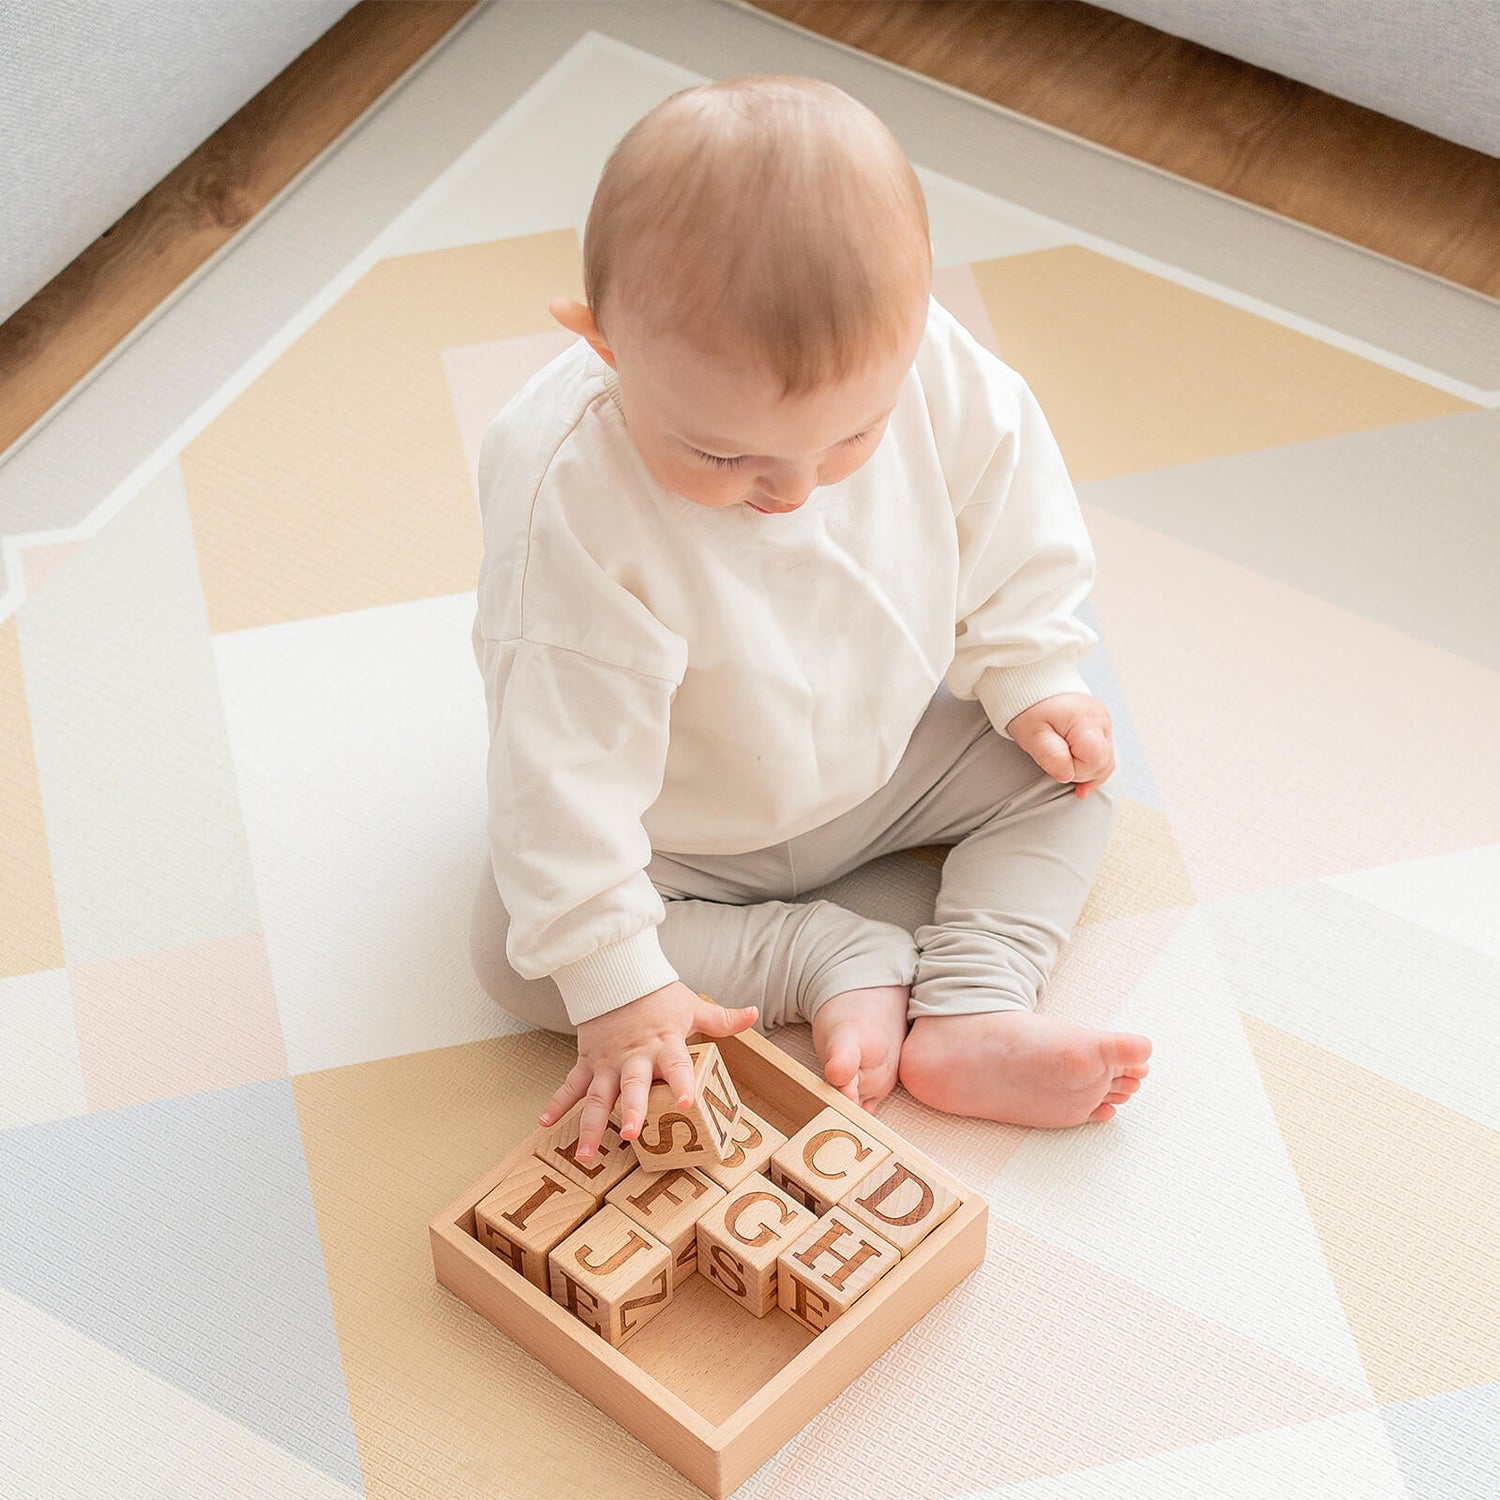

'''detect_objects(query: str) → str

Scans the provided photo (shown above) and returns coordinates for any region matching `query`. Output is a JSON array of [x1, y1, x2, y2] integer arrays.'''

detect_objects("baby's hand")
[[538, 981, 758, 1164], [1006, 692, 1115, 799]]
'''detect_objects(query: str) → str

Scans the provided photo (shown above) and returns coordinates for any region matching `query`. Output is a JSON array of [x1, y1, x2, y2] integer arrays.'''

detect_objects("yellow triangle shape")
[[973, 246, 1474, 483], [1243, 1012, 1500, 1403]]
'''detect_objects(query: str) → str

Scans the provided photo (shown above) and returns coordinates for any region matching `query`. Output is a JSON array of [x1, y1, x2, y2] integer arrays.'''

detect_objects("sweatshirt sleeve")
[[475, 626, 683, 1025], [928, 310, 1098, 738]]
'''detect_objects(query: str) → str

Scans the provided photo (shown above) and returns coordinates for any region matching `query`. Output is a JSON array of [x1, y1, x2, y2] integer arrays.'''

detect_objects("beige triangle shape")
[[971, 245, 1473, 484], [1243, 1012, 1500, 1404], [182, 228, 583, 634]]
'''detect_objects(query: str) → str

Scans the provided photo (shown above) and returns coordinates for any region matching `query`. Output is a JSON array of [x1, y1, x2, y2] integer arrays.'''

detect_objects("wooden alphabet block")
[[768, 1107, 891, 1217], [627, 1042, 743, 1173], [474, 1157, 597, 1292], [548, 1203, 673, 1347], [695, 1172, 817, 1318], [839, 1152, 961, 1257], [533, 1098, 637, 1201], [697, 1104, 788, 1192], [606, 1165, 725, 1288], [776, 1205, 902, 1333]]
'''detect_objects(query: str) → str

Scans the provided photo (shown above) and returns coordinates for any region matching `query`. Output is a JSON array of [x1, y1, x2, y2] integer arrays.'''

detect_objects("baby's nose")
[[756, 472, 817, 508]]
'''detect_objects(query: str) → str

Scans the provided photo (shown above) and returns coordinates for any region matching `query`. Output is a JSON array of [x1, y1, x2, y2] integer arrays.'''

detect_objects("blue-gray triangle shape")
[[1382, 1383, 1500, 1500], [0, 1079, 363, 1491]]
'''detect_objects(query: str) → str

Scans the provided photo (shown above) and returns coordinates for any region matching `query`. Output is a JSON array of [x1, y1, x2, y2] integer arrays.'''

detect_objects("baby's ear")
[[549, 298, 616, 367]]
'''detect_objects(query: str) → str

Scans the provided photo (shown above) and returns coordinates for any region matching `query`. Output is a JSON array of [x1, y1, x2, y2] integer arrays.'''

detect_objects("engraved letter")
[[575, 1228, 652, 1276], [788, 1275, 832, 1331], [708, 1244, 747, 1298], [626, 1168, 708, 1214], [726, 1191, 801, 1249], [804, 1128, 872, 1183], [792, 1223, 881, 1291], [635, 1114, 702, 1157], [502, 1175, 567, 1230], [619, 1269, 670, 1332], [852, 1163, 934, 1228], [701, 1059, 738, 1149]]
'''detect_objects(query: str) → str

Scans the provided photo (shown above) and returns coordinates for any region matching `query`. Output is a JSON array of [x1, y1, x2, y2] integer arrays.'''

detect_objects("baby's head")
[[552, 75, 932, 515]]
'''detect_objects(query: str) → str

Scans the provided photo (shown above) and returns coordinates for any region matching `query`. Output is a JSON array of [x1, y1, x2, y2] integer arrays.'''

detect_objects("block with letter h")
[[472, 1045, 960, 1348]]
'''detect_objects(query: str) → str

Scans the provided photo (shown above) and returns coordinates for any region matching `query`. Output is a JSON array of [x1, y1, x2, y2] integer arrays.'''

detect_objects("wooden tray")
[[429, 1026, 988, 1497]]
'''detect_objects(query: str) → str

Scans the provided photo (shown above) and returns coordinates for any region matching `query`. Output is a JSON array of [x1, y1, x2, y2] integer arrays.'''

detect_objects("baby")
[[467, 75, 1151, 1162]]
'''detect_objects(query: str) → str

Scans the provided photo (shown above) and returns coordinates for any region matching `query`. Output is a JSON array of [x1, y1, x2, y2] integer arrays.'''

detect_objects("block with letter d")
[[839, 1152, 960, 1257]]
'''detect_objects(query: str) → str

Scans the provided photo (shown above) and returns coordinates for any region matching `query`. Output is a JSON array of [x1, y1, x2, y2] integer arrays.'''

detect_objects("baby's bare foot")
[[898, 1010, 1152, 1128], [811, 984, 911, 1113]]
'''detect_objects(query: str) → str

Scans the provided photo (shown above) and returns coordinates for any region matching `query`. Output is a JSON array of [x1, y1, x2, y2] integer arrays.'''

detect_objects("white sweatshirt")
[[472, 293, 1098, 1024]]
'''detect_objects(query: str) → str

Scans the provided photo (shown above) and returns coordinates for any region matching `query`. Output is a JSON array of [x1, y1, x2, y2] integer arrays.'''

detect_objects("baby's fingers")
[[575, 1072, 620, 1162], [692, 993, 759, 1040], [538, 1057, 592, 1129]]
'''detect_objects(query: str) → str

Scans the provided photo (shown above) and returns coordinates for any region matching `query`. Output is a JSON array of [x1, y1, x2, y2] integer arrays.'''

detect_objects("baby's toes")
[[820, 1026, 863, 1102]]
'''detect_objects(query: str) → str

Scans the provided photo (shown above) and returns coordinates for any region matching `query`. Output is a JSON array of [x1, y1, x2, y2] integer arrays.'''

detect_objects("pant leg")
[[468, 855, 917, 1037], [776, 684, 1116, 1019]]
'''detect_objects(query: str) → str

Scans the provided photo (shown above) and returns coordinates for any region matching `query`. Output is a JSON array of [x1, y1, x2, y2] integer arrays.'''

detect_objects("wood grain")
[[5, 0, 1496, 461], [748, 0, 1500, 298], [0, 0, 479, 457]]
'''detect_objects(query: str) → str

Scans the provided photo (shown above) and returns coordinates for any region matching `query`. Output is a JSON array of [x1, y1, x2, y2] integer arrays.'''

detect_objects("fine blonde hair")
[[583, 76, 931, 398]]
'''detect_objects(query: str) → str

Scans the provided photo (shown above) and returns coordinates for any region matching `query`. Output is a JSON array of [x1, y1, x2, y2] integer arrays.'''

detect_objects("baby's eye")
[[693, 449, 746, 470], [842, 428, 871, 447]]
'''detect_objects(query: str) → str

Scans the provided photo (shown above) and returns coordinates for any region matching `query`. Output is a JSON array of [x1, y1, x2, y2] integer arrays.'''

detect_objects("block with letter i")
[[776, 1205, 901, 1334], [548, 1203, 673, 1347], [627, 1040, 743, 1173], [695, 1172, 816, 1317], [606, 1165, 725, 1288], [473, 1157, 596, 1292], [768, 1106, 890, 1216], [839, 1152, 960, 1258]]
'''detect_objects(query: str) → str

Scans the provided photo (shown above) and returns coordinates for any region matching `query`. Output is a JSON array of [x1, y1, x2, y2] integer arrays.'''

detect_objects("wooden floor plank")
[[3, 0, 1496, 460]]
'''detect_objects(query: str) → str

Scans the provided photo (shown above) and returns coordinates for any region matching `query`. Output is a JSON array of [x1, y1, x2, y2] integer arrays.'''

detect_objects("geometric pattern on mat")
[[3, 33, 1498, 1500]]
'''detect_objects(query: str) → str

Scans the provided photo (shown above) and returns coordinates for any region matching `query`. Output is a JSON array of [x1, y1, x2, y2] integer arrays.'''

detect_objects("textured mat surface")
[[3, 12, 1499, 1500]]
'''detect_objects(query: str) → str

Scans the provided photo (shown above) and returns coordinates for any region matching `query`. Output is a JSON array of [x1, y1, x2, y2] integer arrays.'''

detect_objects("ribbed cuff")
[[975, 659, 1092, 739], [552, 927, 680, 1026]]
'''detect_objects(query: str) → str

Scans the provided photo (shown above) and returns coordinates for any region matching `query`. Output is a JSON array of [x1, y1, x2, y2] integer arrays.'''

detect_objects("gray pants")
[[469, 684, 1114, 1036]]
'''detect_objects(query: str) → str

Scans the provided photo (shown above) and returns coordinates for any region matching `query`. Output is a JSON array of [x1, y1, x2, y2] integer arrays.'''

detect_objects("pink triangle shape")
[[21, 540, 87, 594], [759, 1216, 1371, 1495]]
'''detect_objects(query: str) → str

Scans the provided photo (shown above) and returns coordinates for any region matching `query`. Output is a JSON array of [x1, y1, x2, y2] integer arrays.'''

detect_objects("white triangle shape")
[[1324, 842, 1500, 964], [1208, 877, 1500, 1131], [0, 1283, 361, 1499], [985, 910, 1371, 1396]]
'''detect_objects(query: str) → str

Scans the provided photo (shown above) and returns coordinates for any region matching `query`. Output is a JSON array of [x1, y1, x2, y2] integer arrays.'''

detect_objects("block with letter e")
[[534, 1099, 637, 1201], [548, 1203, 673, 1347], [695, 1172, 816, 1317], [776, 1205, 901, 1333]]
